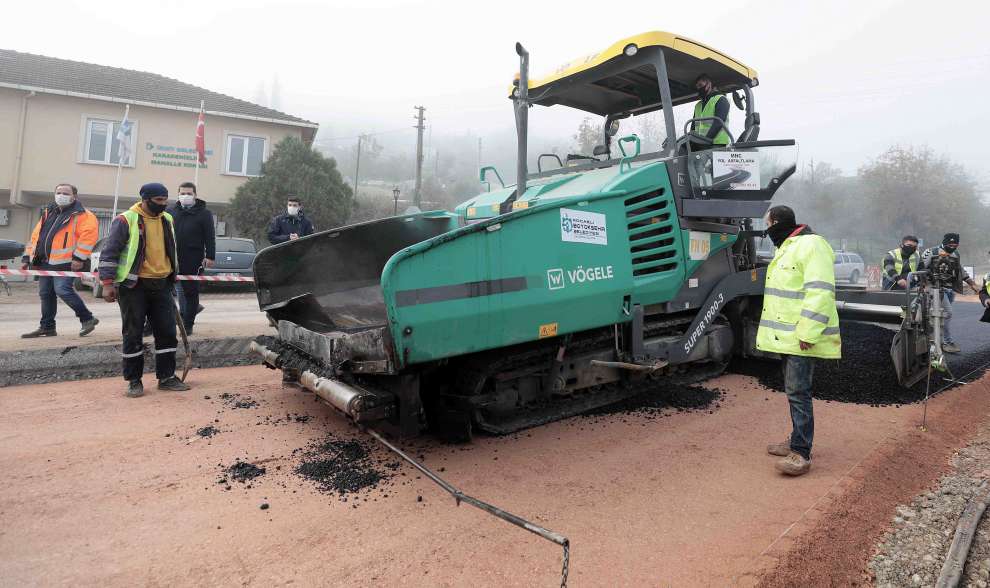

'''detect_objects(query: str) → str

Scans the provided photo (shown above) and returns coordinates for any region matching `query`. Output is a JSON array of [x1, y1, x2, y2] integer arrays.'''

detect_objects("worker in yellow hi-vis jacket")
[[757, 205, 841, 477]]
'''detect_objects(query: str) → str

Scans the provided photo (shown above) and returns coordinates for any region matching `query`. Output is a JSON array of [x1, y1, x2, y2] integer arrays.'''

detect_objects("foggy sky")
[[6, 0, 989, 179]]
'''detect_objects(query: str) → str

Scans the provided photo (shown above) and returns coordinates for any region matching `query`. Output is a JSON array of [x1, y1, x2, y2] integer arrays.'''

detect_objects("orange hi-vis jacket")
[[25, 200, 99, 266]]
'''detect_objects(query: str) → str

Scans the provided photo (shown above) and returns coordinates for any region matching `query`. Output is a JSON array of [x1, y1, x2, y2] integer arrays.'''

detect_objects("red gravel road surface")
[[1, 365, 989, 586]]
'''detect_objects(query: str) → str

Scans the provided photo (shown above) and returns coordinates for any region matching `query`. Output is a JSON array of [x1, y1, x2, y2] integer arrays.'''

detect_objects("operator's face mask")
[[54, 192, 73, 207], [944, 244, 958, 253], [901, 243, 917, 256], [287, 205, 300, 216], [178, 194, 195, 207]]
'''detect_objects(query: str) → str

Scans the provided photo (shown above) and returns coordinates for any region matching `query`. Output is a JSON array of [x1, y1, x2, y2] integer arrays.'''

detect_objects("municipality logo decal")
[[561, 213, 573, 234], [547, 268, 565, 290]]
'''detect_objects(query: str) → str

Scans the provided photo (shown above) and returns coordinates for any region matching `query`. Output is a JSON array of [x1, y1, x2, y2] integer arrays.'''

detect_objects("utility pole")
[[478, 137, 482, 173], [435, 149, 439, 178], [413, 106, 426, 208], [354, 134, 363, 199]]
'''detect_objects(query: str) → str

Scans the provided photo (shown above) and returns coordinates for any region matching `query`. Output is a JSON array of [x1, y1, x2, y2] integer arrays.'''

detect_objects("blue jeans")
[[783, 354, 815, 460], [38, 270, 93, 330], [940, 289, 955, 344]]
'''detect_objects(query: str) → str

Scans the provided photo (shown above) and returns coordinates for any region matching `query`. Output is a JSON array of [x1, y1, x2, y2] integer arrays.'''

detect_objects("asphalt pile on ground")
[[226, 461, 266, 483], [581, 383, 722, 419], [294, 435, 393, 498], [731, 322, 990, 405], [870, 432, 990, 587], [196, 425, 219, 437], [219, 392, 259, 409]]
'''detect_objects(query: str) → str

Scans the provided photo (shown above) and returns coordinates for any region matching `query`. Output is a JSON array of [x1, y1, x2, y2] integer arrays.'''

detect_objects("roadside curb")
[[0, 336, 261, 387]]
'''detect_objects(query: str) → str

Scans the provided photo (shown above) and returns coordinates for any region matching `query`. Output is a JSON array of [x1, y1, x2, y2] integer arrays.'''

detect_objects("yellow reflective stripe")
[[765, 287, 805, 300], [759, 319, 796, 331], [800, 309, 831, 325], [803, 281, 834, 291], [821, 326, 840, 336]]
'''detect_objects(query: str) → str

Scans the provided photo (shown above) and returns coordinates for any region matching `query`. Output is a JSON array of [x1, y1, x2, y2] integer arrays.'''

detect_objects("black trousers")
[[118, 279, 177, 381], [175, 280, 200, 330]]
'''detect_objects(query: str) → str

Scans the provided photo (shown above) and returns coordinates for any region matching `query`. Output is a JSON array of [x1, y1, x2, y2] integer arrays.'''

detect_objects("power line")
[[314, 126, 414, 144]]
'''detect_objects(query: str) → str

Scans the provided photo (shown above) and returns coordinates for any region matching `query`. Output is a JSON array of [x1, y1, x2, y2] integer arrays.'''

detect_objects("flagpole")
[[111, 103, 130, 219], [194, 100, 204, 187]]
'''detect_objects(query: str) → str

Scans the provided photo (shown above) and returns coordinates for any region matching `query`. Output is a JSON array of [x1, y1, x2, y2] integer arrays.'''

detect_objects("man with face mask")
[[685, 73, 730, 153], [267, 196, 314, 245], [757, 205, 841, 477], [920, 233, 981, 353], [21, 183, 100, 338], [166, 182, 215, 335], [99, 182, 190, 397], [882, 235, 920, 290]]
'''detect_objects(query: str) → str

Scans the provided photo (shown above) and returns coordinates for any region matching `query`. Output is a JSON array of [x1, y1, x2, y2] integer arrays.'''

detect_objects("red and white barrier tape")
[[0, 268, 254, 282]]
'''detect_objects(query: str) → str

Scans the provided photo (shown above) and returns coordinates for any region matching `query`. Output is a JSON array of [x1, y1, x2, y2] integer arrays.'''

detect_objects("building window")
[[83, 118, 134, 166], [226, 134, 266, 176]]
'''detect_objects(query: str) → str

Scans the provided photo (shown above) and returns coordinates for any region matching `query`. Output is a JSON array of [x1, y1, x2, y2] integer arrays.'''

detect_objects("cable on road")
[[366, 429, 571, 587]]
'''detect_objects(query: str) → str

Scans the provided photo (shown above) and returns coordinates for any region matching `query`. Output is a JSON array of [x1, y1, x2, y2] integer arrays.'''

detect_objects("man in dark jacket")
[[167, 182, 215, 334], [267, 196, 314, 244], [100, 182, 190, 397]]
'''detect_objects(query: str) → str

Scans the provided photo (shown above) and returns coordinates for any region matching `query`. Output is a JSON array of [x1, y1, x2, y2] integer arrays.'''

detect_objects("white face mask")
[[287, 205, 300, 216], [55, 193, 73, 207], [178, 194, 195, 207]]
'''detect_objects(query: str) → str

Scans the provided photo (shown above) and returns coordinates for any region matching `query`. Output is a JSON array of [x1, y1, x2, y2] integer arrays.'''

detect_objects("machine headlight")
[[624, 44, 638, 56]]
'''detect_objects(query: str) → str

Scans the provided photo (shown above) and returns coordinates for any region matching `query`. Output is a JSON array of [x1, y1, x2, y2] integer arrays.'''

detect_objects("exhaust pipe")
[[249, 340, 381, 422], [299, 370, 369, 419], [249, 340, 281, 366]]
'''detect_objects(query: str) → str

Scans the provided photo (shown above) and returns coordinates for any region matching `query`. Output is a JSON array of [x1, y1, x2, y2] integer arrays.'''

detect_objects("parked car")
[[202, 237, 256, 288], [833, 250, 866, 284]]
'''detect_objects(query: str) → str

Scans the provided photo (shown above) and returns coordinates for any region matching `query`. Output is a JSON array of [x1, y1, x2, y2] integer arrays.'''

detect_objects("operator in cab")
[[881, 235, 920, 290], [757, 205, 841, 477], [683, 73, 730, 153]]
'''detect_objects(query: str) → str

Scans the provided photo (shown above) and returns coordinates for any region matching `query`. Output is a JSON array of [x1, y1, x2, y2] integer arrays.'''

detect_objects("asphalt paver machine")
[[250, 31, 935, 440]]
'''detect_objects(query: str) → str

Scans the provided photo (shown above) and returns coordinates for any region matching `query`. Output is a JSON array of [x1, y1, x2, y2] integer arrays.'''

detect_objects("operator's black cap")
[[902, 235, 919, 243], [943, 233, 960, 245], [139, 182, 168, 199]]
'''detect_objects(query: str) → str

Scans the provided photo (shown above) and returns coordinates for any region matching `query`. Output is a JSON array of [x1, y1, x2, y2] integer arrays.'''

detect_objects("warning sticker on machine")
[[539, 323, 559, 338], [689, 232, 711, 260], [560, 208, 607, 245], [712, 152, 761, 190]]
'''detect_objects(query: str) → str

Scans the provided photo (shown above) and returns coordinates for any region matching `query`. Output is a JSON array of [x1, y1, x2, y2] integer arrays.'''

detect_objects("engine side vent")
[[624, 188, 679, 277]]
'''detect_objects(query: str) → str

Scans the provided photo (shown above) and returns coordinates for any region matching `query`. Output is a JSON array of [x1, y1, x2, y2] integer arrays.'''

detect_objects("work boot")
[[775, 452, 812, 476], [79, 318, 100, 337], [196, 304, 205, 315], [158, 376, 190, 391], [942, 342, 961, 354], [767, 439, 791, 457], [21, 327, 57, 338], [126, 380, 145, 398]]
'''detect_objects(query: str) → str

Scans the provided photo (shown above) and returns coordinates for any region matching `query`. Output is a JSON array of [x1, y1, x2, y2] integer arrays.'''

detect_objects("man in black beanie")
[[99, 182, 191, 397], [920, 233, 981, 353]]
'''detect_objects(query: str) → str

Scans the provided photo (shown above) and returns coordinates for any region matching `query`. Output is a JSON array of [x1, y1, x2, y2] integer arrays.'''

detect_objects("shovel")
[[174, 295, 192, 381]]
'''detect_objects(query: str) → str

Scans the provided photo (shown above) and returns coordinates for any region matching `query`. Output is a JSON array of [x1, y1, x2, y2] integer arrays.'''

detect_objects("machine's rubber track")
[[452, 315, 728, 435], [473, 362, 727, 434]]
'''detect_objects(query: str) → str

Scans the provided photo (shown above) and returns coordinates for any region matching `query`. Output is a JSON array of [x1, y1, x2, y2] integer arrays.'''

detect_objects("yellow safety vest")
[[757, 230, 841, 359], [692, 95, 730, 146], [885, 248, 919, 276]]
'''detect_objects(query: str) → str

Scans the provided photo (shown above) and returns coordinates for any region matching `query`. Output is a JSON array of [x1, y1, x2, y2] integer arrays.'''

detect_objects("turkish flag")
[[195, 110, 206, 164]]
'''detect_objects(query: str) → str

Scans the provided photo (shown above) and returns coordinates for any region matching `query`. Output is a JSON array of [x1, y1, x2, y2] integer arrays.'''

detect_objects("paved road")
[[0, 282, 271, 352]]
